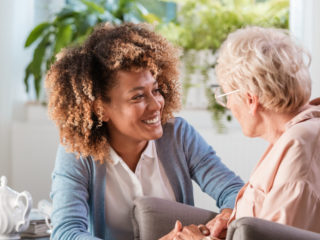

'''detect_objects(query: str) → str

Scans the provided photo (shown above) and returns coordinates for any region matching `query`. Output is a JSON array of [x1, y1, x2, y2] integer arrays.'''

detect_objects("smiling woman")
[[46, 23, 181, 163], [45, 22, 243, 240], [97, 70, 165, 171]]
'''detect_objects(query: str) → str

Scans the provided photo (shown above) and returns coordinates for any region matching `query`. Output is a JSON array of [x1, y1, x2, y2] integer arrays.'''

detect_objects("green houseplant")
[[157, 0, 289, 131], [24, 0, 162, 101]]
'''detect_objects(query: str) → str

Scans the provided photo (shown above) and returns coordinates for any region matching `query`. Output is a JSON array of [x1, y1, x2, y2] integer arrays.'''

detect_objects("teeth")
[[144, 116, 159, 124]]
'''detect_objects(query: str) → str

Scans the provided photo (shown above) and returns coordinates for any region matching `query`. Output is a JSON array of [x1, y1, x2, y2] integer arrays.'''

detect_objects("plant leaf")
[[24, 63, 33, 93], [24, 22, 50, 47], [54, 25, 72, 54], [32, 34, 50, 73], [55, 8, 79, 22], [29, 33, 51, 99], [34, 75, 42, 100], [142, 13, 161, 23], [73, 27, 93, 45], [80, 0, 105, 14]]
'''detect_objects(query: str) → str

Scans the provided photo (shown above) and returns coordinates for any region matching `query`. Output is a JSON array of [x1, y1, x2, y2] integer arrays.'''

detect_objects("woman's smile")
[[142, 115, 161, 125]]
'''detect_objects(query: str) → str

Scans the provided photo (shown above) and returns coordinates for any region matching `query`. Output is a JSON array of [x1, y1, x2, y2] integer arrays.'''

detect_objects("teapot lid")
[[0, 176, 16, 195], [1, 176, 8, 187]]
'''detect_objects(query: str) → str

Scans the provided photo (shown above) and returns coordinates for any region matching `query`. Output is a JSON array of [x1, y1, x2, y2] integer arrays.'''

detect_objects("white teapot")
[[0, 176, 32, 239]]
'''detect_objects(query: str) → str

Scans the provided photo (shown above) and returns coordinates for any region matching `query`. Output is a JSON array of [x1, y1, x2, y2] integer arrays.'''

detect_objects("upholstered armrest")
[[132, 197, 217, 240], [227, 217, 320, 240]]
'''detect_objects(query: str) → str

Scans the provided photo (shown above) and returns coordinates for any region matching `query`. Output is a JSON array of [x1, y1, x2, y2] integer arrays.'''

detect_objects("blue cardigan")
[[50, 117, 244, 239]]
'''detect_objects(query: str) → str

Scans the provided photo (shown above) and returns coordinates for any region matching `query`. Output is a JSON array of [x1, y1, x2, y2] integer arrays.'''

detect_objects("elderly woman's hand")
[[205, 208, 232, 239]]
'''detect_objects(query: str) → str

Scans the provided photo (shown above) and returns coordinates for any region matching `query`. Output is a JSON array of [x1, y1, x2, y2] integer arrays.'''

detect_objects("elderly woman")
[[46, 23, 243, 240], [165, 26, 320, 240]]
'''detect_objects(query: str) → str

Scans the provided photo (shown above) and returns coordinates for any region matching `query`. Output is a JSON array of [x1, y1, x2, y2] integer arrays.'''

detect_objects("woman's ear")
[[246, 92, 259, 116], [93, 99, 109, 122]]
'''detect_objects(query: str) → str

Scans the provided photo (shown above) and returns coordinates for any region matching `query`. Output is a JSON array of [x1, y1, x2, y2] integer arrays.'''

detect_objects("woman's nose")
[[148, 95, 162, 110]]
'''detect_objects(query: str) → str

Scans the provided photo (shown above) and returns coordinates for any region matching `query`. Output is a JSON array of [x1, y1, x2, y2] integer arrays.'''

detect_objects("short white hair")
[[216, 26, 311, 113]]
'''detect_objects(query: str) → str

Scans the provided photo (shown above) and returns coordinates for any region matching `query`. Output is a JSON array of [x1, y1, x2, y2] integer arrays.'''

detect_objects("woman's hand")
[[172, 225, 221, 240], [205, 208, 233, 239], [172, 224, 207, 240], [159, 220, 182, 240], [159, 207, 233, 240], [159, 220, 223, 240]]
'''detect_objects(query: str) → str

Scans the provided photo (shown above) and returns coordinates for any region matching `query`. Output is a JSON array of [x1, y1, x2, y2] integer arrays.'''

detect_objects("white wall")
[[0, 0, 33, 183], [290, 0, 320, 98], [0, 0, 63, 204], [11, 105, 59, 204]]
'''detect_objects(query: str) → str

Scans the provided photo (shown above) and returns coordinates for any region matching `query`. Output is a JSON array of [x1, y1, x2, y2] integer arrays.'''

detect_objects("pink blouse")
[[229, 105, 320, 233]]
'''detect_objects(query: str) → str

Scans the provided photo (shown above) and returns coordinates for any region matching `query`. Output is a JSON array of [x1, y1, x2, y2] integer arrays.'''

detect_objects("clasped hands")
[[159, 208, 233, 240]]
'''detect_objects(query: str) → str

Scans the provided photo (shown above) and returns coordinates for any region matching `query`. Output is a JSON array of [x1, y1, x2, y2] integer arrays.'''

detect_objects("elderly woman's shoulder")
[[284, 106, 320, 146], [274, 109, 320, 183]]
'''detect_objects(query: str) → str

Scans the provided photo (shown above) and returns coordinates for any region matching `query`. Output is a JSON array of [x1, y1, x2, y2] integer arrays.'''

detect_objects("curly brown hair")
[[45, 22, 181, 163]]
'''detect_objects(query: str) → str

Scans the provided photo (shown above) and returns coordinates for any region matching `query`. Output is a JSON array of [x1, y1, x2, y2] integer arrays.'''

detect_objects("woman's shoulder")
[[273, 117, 320, 184], [161, 117, 200, 143], [283, 113, 320, 149], [56, 144, 86, 163], [163, 116, 187, 126], [54, 144, 95, 175], [280, 105, 320, 147], [162, 116, 193, 133], [285, 105, 320, 140]]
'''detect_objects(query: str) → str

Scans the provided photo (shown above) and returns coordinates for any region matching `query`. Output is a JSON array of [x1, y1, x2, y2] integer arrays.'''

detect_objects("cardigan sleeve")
[[50, 145, 102, 240], [176, 117, 244, 210]]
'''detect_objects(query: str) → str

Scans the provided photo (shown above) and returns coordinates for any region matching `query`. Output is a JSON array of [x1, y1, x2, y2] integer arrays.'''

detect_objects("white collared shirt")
[[105, 140, 176, 239]]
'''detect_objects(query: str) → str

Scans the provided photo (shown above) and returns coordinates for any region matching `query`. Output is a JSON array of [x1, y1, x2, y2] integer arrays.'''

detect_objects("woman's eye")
[[132, 94, 144, 100], [153, 88, 162, 95]]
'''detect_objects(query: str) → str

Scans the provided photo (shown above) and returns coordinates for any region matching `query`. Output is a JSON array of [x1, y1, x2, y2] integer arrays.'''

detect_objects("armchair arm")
[[227, 217, 320, 240], [132, 197, 217, 240]]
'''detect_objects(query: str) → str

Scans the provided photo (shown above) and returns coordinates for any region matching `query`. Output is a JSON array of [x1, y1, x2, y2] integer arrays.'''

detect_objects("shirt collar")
[[109, 147, 122, 165], [285, 105, 320, 130], [109, 140, 156, 165], [141, 140, 155, 159]]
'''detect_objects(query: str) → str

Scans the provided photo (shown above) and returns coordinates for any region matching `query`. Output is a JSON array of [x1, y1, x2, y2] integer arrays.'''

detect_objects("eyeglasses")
[[214, 86, 240, 107]]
